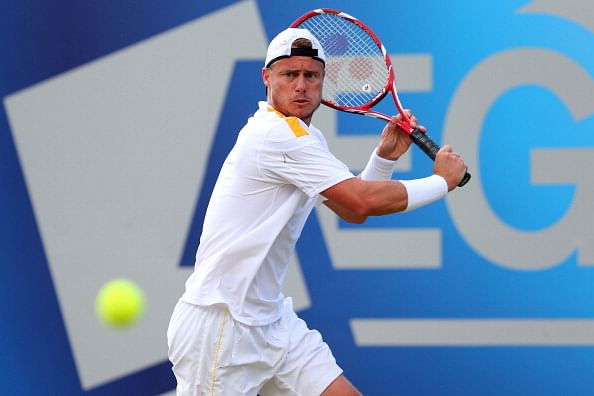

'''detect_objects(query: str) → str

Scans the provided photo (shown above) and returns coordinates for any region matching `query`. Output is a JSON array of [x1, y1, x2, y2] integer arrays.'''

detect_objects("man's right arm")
[[321, 177, 409, 221], [320, 145, 467, 223]]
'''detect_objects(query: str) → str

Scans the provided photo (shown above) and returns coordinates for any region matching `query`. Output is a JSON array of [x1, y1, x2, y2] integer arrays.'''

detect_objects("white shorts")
[[167, 298, 343, 396]]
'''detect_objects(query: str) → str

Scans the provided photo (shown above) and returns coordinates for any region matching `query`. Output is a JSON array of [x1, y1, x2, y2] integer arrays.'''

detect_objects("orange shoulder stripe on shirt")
[[268, 107, 309, 137]]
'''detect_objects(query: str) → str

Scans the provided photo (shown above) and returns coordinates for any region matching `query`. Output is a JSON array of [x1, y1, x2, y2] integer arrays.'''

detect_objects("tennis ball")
[[95, 278, 146, 329]]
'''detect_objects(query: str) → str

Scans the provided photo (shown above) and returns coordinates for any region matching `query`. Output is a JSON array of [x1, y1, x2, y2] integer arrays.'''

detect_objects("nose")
[[294, 75, 307, 92]]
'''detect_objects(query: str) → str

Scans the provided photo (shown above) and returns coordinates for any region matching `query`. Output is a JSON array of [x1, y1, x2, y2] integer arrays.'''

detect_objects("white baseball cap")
[[264, 28, 326, 68]]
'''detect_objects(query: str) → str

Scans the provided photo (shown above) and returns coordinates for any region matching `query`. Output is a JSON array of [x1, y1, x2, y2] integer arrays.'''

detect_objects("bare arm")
[[321, 145, 467, 223], [321, 177, 409, 223], [322, 113, 413, 223], [322, 198, 365, 224], [319, 111, 467, 223]]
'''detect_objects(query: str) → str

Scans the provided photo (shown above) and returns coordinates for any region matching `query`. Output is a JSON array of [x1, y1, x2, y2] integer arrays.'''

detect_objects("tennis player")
[[167, 27, 467, 396]]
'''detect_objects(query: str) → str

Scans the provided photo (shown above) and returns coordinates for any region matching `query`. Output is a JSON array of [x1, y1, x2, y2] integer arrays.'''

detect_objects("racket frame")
[[290, 8, 471, 187], [291, 8, 413, 131]]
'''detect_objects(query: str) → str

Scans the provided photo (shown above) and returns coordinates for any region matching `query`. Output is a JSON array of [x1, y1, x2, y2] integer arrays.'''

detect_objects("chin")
[[293, 110, 313, 122], [293, 104, 317, 118]]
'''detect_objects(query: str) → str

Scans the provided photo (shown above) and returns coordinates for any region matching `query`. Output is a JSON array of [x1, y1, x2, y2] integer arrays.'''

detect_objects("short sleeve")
[[258, 128, 354, 198]]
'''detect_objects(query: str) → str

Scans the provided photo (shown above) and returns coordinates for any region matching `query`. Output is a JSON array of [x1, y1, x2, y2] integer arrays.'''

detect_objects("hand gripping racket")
[[291, 8, 471, 187]]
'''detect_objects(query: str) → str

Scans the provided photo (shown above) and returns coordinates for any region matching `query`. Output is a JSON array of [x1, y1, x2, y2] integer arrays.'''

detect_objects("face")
[[262, 56, 325, 125]]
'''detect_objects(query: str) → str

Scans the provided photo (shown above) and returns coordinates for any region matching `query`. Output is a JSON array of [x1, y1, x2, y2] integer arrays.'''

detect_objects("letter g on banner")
[[443, 48, 594, 270]]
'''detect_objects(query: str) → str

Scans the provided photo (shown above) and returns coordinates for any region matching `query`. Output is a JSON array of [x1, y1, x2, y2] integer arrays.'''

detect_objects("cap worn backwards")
[[264, 28, 326, 68]]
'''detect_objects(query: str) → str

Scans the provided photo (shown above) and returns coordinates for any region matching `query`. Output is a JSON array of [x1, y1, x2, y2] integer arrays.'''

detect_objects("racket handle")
[[410, 128, 471, 187]]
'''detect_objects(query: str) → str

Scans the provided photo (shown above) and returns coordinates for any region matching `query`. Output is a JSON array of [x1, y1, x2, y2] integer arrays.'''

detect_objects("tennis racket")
[[291, 8, 471, 187]]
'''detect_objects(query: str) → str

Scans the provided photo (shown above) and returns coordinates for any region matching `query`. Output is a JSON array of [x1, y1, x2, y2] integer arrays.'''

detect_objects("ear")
[[261, 67, 270, 89]]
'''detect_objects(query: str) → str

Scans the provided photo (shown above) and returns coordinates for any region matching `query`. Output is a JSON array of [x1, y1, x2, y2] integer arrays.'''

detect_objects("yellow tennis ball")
[[95, 278, 146, 329]]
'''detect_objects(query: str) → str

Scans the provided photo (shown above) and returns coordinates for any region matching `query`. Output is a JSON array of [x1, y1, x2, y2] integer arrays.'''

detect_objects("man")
[[168, 28, 467, 396]]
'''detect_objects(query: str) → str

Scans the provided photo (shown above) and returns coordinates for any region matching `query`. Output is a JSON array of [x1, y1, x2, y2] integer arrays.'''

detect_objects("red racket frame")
[[291, 9, 412, 128], [290, 8, 471, 187]]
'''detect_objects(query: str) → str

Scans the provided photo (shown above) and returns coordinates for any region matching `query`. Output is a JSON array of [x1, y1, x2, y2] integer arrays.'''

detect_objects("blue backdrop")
[[2, 1, 594, 395]]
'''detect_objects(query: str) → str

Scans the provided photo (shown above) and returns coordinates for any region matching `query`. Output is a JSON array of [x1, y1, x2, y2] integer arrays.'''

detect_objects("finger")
[[410, 119, 426, 133]]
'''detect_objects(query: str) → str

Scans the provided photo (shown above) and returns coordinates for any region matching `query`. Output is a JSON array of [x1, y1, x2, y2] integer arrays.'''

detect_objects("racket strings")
[[297, 14, 389, 108]]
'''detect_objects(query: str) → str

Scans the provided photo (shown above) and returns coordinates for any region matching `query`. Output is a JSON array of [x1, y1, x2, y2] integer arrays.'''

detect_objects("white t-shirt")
[[180, 101, 354, 326]]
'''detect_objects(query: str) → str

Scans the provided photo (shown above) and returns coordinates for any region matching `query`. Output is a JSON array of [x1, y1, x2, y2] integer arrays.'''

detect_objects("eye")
[[304, 71, 320, 80]]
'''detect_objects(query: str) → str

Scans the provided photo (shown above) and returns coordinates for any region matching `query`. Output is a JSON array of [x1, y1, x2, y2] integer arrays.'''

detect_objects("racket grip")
[[410, 128, 471, 187]]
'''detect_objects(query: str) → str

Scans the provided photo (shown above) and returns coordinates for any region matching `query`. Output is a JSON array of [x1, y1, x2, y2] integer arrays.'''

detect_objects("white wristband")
[[400, 175, 448, 212], [360, 149, 397, 180]]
